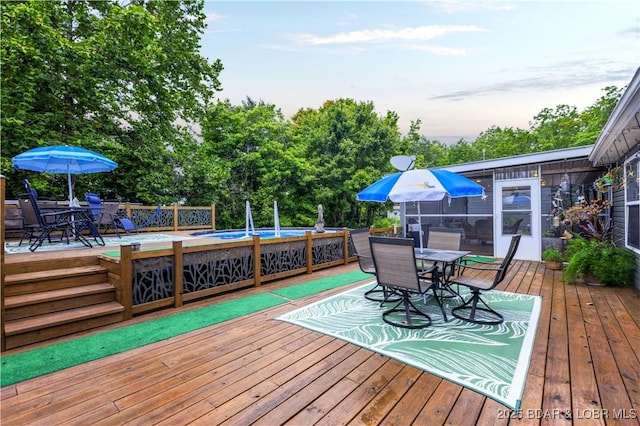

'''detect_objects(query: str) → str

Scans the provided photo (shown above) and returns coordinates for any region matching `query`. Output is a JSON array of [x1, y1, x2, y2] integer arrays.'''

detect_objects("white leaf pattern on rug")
[[275, 281, 541, 410]]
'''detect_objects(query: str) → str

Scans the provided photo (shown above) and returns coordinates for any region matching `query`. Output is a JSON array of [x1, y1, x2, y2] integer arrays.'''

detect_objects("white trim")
[[590, 67, 640, 166], [436, 146, 593, 174]]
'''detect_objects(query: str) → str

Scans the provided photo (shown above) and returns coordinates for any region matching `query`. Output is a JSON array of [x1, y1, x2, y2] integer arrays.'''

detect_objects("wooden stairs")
[[3, 256, 124, 350]]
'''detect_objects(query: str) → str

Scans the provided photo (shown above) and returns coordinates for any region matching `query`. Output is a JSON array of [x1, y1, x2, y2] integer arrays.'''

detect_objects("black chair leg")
[[451, 289, 503, 325], [364, 283, 401, 304], [382, 291, 432, 329]]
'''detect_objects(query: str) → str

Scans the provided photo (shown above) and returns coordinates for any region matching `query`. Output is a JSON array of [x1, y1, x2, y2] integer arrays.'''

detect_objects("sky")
[[199, 1, 639, 143]]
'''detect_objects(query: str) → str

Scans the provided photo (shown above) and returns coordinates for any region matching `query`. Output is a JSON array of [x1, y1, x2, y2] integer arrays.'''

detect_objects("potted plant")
[[564, 237, 635, 286], [562, 197, 636, 286], [542, 248, 564, 270]]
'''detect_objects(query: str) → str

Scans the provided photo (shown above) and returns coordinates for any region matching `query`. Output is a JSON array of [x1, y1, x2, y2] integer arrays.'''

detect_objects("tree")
[[198, 98, 304, 229], [1, 0, 222, 203], [289, 99, 402, 228]]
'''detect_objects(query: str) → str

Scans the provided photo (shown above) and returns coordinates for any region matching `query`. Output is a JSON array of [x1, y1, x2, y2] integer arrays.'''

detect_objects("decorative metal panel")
[[133, 256, 174, 304], [129, 208, 169, 228], [312, 237, 344, 266], [261, 241, 307, 276], [178, 209, 211, 227], [182, 246, 254, 293]]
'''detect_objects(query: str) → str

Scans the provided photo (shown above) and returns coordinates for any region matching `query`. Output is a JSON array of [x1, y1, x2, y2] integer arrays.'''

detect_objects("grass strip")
[[0, 293, 284, 387], [463, 255, 497, 265], [272, 270, 370, 299]]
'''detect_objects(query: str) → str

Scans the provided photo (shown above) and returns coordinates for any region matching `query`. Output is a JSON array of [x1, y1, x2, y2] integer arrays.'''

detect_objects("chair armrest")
[[354, 253, 372, 260], [418, 265, 438, 277], [458, 263, 502, 273]]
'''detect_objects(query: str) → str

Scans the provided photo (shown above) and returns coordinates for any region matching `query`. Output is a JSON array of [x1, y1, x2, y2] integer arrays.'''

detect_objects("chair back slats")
[[18, 198, 39, 227], [427, 230, 461, 251], [97, 202, 120, 225], [23, 180, 49, 227], [369, 236, 421, 292], [350, 229, 375, 274], [494, 234, 521, 286], [85, 193, 103, 221]]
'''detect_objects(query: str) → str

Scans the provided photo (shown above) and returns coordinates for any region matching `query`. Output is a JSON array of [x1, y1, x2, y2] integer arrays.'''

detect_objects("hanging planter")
[[594, 175, 612, 192]]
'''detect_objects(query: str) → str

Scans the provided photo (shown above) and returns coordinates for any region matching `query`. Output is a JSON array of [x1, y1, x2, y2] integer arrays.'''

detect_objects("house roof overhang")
[[436, 145, 594, 174], [590, 67, 640, 166]]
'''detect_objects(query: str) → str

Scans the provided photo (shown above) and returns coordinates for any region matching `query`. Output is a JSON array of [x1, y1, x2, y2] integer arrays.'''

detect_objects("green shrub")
[[542, 248, 564, 262], [564, 237, 635, 286]]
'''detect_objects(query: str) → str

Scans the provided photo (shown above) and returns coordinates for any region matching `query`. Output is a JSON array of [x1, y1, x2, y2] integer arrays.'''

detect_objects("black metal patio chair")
[[449, 234, 521, 325], [369, 236, 447, 329]]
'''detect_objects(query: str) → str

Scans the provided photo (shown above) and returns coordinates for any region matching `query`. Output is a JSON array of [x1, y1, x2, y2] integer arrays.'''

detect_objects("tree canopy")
[[1, 1, 624, 230]]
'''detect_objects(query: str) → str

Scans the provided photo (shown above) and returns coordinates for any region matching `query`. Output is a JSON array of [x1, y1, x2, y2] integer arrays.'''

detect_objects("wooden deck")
[[1, 260, 639, 425]]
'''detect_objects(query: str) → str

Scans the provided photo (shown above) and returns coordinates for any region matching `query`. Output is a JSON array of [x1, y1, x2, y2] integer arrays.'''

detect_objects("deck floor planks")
[[104, 334, 342, 425], [214, 340, 362, 425], [541, 269, 572, 421], [415, 379, 463, 424], [348, 364, 424, 425], [590, 285, 640, 387], [250, 348, 377, 426], [576, 283, 632, 417], [1, 261, 640, 424], [565, 280, 602, 419], [379, 372, 441, 425]]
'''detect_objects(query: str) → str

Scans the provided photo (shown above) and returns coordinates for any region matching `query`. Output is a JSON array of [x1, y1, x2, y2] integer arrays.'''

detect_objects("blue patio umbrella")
[[12, 145, 118, 204], [356, 168, 484, 202], [357, 168, 485, 250]]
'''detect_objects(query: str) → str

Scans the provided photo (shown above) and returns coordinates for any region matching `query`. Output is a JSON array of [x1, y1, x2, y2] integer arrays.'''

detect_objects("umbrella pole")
[[418, 201, 424, 253], [67, 168, 73, 205]]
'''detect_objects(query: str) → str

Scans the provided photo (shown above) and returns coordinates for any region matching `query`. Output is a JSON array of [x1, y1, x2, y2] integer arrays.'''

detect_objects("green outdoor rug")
[[0, 270, 370, 387], [4, 233, 193, 255], [275, 281, 542, 410]]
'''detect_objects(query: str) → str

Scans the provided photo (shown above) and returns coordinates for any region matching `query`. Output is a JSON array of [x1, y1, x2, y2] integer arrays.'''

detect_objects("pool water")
[[194, 229, 314, 240]]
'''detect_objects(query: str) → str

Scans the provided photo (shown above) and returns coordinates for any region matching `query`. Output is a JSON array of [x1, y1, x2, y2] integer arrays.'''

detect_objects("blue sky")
[[200, 1, 639, 142]]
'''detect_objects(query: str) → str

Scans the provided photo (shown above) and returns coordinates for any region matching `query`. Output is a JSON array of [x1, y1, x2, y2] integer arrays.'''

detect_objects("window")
[[625, 157, 640, 251]]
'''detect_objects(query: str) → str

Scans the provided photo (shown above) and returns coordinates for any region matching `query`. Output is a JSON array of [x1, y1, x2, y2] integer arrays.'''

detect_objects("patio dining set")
[[350, 228, 521, 329], [11, 179, 136, 252]]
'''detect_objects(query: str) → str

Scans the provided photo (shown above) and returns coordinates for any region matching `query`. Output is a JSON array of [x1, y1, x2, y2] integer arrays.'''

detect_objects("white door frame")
[[494, 178, 541, 261]]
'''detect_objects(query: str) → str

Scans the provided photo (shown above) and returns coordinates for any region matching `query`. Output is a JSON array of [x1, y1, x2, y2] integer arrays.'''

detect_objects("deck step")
[[4, 265, 107, 285], [4, 302, 125, 350], [4, 265, 108, 296], [5, 301, 124, 336], [4, 283, 117, 321]]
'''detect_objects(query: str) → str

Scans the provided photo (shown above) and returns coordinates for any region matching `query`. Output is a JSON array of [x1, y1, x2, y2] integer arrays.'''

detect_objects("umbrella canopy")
[[12, 145, 118, 204], [356, 168, 485, 251], [356, 168, 484, 202], [503, 194, 531, 207]]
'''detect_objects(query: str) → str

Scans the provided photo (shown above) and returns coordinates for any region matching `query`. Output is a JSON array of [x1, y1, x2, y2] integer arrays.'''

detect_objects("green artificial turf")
[[272, 270, 370, 299], [462, 255, 497, 265], [0, 270, 370, 387]]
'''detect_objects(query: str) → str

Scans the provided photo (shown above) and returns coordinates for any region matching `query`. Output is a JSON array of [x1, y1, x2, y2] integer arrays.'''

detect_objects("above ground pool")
[[193, 229, 333, 240]]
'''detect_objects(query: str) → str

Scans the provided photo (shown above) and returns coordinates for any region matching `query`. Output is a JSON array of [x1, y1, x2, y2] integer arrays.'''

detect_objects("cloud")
[[293, 25, 487, 45], [432, 61, 637, 101], [204, 12, 225, 24]]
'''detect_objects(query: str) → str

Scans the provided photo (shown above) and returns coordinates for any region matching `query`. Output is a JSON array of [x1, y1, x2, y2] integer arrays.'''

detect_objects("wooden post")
[[343, 228, 350, 265], [253, 234, 261, 287], [125, 202, 132, 221], [173, 240, 183, 308], [211, 204, 216, 230], [120, 244, 134, 320], [173, 203, 179, 231], [306, 230, 313, 274], [1, 176, 6, 351]]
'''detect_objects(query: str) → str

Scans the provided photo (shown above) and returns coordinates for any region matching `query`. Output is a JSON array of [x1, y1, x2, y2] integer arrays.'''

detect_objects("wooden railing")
[[1, 176, 6, 352], [108, 230, 353, 318]]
